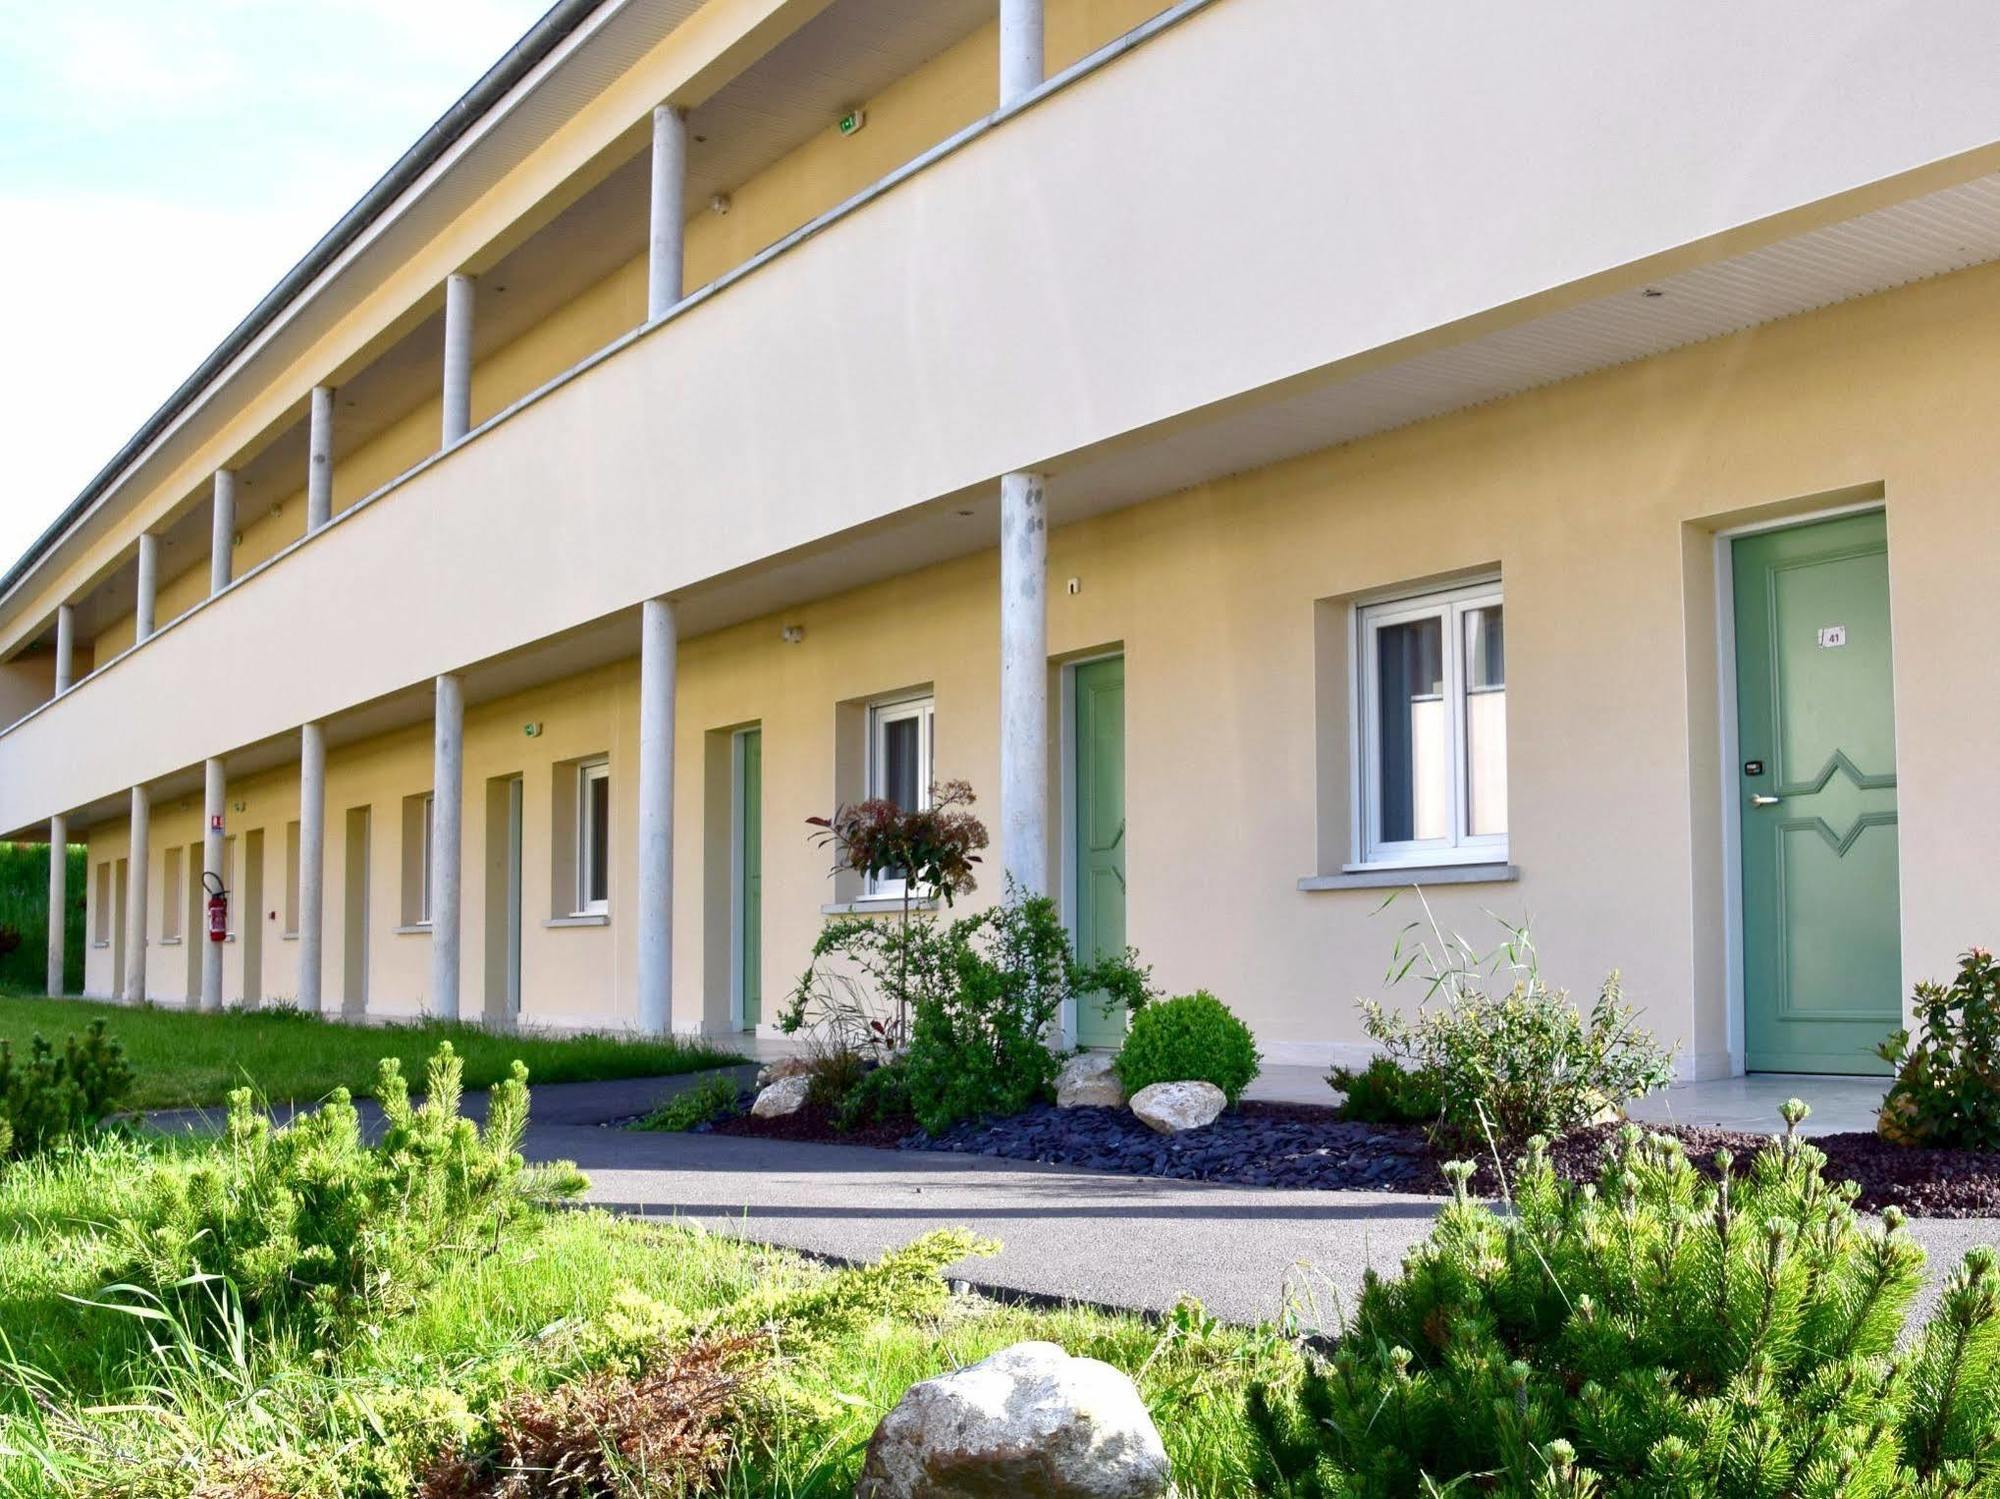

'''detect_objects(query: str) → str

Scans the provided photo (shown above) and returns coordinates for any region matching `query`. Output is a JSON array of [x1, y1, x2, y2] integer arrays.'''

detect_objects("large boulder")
[[857, 1341, 1170, 1499], [1056, 1053, 1126, 1109], [751, 1074, 812, 1118], [756, 1055, 813, 1089], [1129, 1080, 1225, 1134]]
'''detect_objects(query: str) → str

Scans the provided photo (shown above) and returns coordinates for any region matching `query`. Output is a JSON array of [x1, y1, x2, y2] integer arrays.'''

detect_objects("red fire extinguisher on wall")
[[204, 871, 228, 944]]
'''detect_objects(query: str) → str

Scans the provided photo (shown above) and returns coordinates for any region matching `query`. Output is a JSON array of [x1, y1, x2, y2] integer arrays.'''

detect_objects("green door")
[[737, 729, 762, 1029], [1734, 512, 1899, 1074], [1072, 657, 1127, 1047]]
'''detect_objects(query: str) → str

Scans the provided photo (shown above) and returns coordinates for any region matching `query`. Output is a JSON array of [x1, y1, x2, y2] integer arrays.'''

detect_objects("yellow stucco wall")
[[80, 257, 2000, 1075]]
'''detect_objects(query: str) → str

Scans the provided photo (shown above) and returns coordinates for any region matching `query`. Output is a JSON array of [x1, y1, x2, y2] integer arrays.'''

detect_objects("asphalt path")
[[153, 1068, 2000, 1329]]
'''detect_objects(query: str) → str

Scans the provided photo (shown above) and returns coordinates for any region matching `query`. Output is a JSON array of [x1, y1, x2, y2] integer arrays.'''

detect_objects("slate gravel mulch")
[[918, 1100, 1434, 1191], [694, 1093, 2000, 1219]]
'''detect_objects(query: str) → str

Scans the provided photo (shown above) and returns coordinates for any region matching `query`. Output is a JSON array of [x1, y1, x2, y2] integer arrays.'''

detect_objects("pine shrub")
[[1114, 990, 1261, 1104], [834, 1059, 913, 1132], [0, 1018, 133, 1160], [1248, 1101, 2000, 1497], [637, 1071, 744, 1132], [1326, 1054, 1443, 1126], [419, 1334, 762, 1498], [1878, 947, 2000, 1148], [113, 1042, 586, 1337]]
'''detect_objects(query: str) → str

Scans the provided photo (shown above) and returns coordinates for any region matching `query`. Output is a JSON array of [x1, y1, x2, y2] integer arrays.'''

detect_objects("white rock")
[[755, 1055, 813, 1089], [858, 1340, 1170, 1499], [1056, 1053, 1126, 1109], [751, 1075, 812, 1118], [1129, 1080, 1225, 1134]]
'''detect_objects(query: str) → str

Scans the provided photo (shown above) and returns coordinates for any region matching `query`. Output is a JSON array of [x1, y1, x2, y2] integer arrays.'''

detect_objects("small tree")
[[805, 779, 987, 1038]]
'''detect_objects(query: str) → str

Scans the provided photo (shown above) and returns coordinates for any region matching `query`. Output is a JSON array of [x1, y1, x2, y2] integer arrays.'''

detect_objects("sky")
[[0, 0, 555, 570]]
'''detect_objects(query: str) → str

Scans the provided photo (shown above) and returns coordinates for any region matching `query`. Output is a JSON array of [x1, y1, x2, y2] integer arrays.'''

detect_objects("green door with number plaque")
[[1734, 512, 1899, 1074], [1072, 657, 1127, 1047]]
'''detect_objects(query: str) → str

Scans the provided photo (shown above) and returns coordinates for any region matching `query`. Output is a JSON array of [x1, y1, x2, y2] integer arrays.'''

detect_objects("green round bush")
[[1113, 991, 1260, 1104]]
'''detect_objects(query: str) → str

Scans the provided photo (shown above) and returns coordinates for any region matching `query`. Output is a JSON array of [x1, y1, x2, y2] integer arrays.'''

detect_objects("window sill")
[[160, 936, 182, 947], [545, 913, 609, 929], [1298, 862, 1519, 892], [393, 923, 432, 936], [280, 931, 298, 941], [92, 940, 110, 949], [820, 897, 942, 917]]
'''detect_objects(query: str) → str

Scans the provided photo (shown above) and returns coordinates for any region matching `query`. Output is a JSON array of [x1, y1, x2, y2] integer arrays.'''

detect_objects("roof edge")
[[0, 0, 609, 613]]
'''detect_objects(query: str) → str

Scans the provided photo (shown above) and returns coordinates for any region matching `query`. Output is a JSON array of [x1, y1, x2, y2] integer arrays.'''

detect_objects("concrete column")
[[999, 0, 1045, 106], [635, 597, 677, 1035], [1000, 471, 1049, 896], [53, 604, 74, 694], [297, 721, 326, 1013], [648, 104, 688, 320], [135, 533, 160, 641], [46, 814, 66, 997], [124, 786, 149, 1002], [430, 673, 464, 1019], [209, 469, 236, 596], [441, 274, 475, 446], [201, 758, 226, 1011], [307, 385, 336, 531]]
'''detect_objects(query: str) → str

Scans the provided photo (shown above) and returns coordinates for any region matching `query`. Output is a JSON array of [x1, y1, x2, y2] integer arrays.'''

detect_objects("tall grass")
[[0, 996, 740, 1110], [0, 1132, 1286, 1496], [0, 843, 83, 995]]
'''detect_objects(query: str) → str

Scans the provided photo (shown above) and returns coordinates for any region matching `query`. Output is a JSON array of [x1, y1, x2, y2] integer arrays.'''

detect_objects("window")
[[575, 760, 610, 914], [162, 847, 183, 941], [94, 862, 111, 944], [1357, 580, 1506, 866], [866, 696, 935, 897], [420, 795, 435, 923], [284, 821, 301, 935]]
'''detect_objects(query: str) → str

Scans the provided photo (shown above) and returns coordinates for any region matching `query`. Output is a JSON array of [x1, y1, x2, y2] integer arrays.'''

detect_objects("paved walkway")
[[518, 1072, 1988, 1329], [153, 1069, 1985, 1328]]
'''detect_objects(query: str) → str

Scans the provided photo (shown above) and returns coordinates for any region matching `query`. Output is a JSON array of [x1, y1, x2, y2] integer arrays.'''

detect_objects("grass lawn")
[[0, 1126, 1286, 1496], [0, 993, 741, 1109]]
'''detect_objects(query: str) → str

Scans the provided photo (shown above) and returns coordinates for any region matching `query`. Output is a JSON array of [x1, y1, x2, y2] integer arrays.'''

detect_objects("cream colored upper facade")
[[7, 0, 2000, 1074]]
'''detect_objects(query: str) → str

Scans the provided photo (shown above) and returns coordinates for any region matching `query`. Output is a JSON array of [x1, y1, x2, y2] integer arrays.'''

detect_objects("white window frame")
[[575, 759, 611, 916], [420, 793, 435, 925], [1354, 577, 1506, 869], [865, 695, 936, 899]]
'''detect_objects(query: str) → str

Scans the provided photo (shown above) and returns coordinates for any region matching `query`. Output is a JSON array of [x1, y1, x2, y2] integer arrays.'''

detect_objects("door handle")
[[1750, 794, 1783, 807]]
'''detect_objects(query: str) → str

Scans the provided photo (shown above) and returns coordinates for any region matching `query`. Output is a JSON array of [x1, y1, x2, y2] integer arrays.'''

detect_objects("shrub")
[[1325, 1054, 1442, 1126], [1115, 991, 1261, 1105], [803, 1039, 871, 1110], [419, 1334, 762, 1498], [637, 1071, 743, 1132], [781, 909, 962, 1058], [1358, 914, 1674, 1145], [901, 885, 1152, 1134], [0, 1018, 133, 1160], [833, 1059, 912, 1132], [112, 1042, 586, 1337], [1248, 1102, 2000, 1496], [1878, 947, 2000, 1149]]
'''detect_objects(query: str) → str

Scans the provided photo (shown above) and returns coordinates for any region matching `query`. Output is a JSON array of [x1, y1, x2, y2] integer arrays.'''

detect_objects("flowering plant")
[[807, 778, 986, 907], [805, 779, 989, 1037]]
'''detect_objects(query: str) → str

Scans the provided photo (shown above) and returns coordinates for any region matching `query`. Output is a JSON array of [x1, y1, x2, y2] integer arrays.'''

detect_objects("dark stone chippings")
[[910, 1102, 1436, 1192], [714, 1097, 2000, 1217]]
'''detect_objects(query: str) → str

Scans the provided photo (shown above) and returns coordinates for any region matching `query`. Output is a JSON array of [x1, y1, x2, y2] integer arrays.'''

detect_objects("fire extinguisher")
[[204, 870, 229, 944]]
